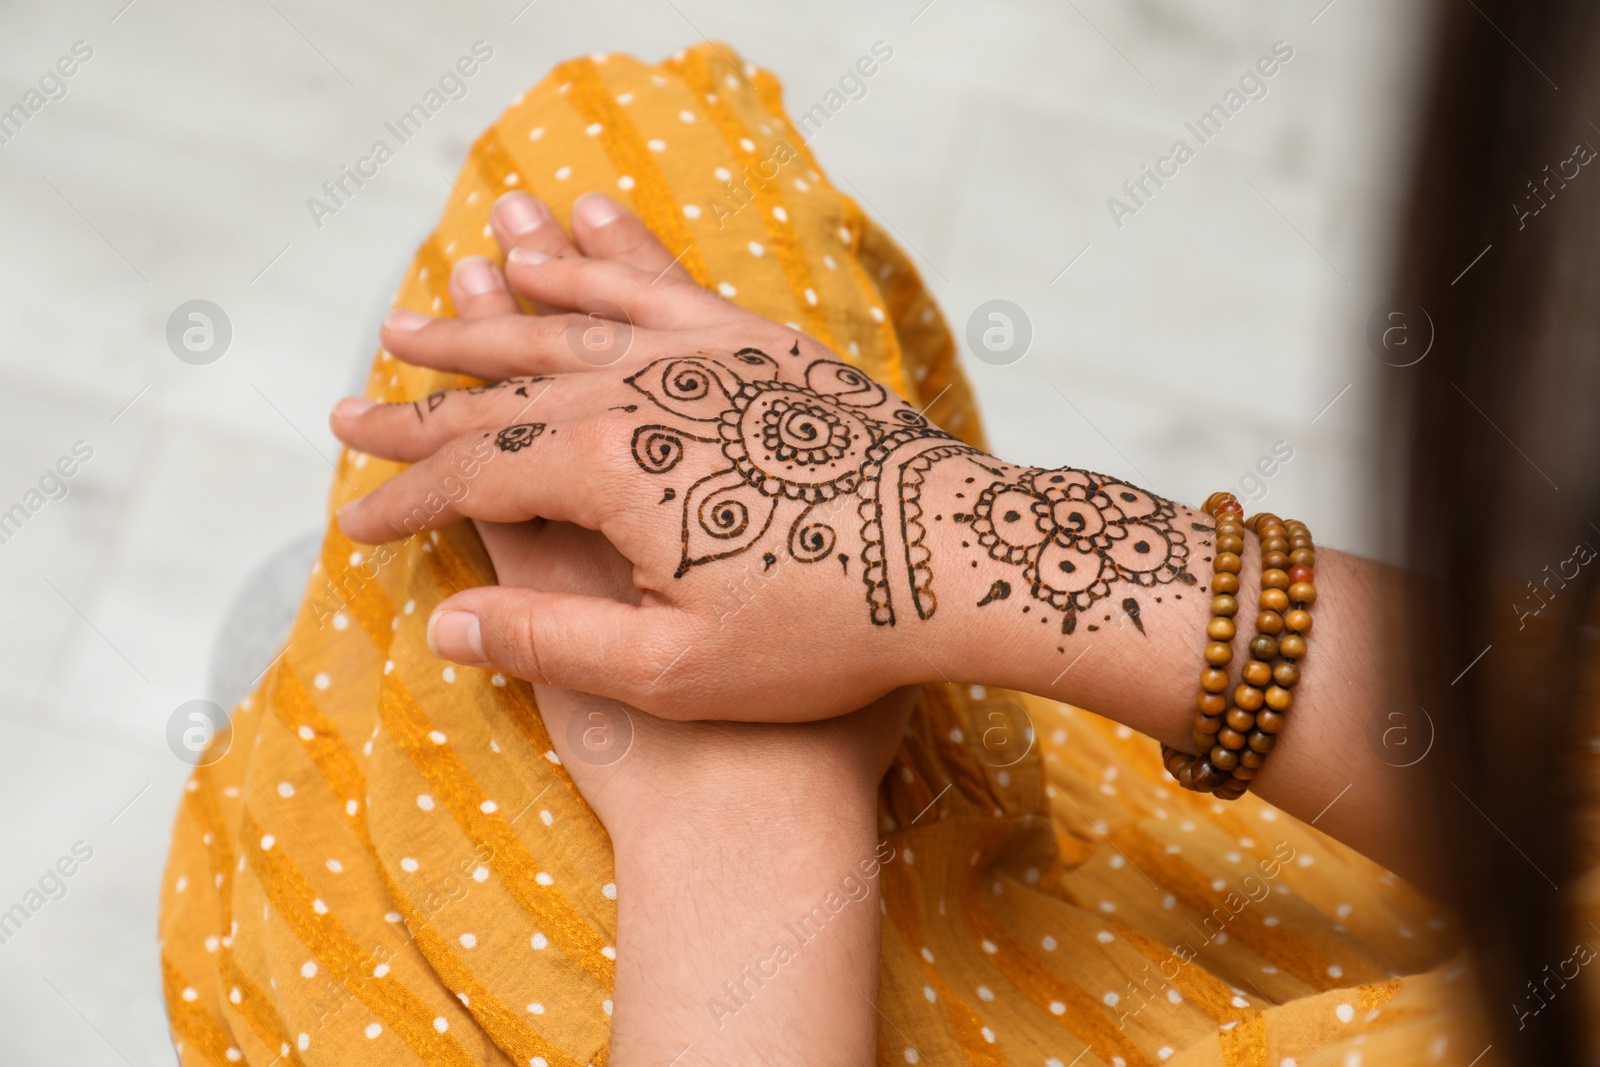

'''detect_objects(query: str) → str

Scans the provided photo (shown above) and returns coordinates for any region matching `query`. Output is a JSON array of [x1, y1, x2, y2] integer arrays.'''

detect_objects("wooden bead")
[[1259, 527, 1288, 543], [1217, 534, 1244, 554], [1214, 499, 1244, 516], [1239, 749, 1266, 768], [1194, 711, 1223, 734], [1214, 552, 1242, 575], [1289, 548, 1316, 567], [1217, 727, 1247, 750], [1197, 692, 1227, 716], [1256, 709, 1286, 733], [1262, 551, 1290, 569], [1279, 634, 1308, 659], [1225, 706, 1255, 732], [1211, 594, 1239, 617], [1289, 582, 1317, 606], [1204, 641, 1234, 666], [1242, 659, 1273, 687], [1284, 609, 1312, 635], [1234, 684, 1265, 711], [1207, 617, 1237, 641], [1201, 668, 1230, 693], [1264, 685, 1293, 711], [1289, 535, 1314, 550], [1193, 729, 1218, 750], [1176, 760, 1197, 789], [1210, 745, 1240, 771], [1193, 761, 1227, 791], [1249, 634, 1280, 660], [1259, 587, 1290, 613], [1212, 572, 1241, 594], [1255, 610, 1285, 635], [1261, 536, 1289, 555], [1272, 661, 1301, 687], [1247, 729, 1277, 753], [1261, 568, 1290, 590], [1287, 564, 1314, 585], [1229, 764, 1257, 781]]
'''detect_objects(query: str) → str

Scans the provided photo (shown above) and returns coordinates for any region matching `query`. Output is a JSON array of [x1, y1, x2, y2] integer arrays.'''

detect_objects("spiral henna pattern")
[[622, 348, 1194, 638]]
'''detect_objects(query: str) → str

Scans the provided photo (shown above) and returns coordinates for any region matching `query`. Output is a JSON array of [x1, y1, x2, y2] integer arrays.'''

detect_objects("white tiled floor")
[[0, 0, 1426, 1062]]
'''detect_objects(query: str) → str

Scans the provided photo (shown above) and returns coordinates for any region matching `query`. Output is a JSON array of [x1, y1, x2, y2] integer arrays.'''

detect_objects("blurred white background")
[[0, 0, 1427, 1062]]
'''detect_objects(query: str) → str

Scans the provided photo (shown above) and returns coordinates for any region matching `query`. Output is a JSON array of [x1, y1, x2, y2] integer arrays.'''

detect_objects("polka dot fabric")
[[161, 43, 1489, 1066]]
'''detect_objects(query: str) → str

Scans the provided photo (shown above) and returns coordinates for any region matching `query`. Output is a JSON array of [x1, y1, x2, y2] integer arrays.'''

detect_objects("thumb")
[[426, 588, 666, 705]]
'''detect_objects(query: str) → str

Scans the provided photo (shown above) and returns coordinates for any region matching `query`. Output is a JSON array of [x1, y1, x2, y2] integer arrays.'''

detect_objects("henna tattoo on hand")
[[621, 349, 1194, 639], [495, 423, 546, 452]]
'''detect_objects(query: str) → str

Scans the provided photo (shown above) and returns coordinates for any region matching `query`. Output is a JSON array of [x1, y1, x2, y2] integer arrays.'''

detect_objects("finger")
[[330, 373, 573, 463], [335, 421, 609, 541], [505, 247, 738, 332], [426, 587, 670, 706], [570, 192, 696, 285], [476, 520, 641, 604], [379, 312, 657, 380], [448, 256, 519, 318], [489, 191, 579, 263]]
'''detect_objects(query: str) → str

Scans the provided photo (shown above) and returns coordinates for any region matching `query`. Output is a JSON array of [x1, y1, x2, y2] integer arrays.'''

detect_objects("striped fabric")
[[161, 42, 1494, 1067]]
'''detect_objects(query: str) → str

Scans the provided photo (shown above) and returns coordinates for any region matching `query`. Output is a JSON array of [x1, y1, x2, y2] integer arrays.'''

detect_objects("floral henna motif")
[[621, 348, 1193, 633]]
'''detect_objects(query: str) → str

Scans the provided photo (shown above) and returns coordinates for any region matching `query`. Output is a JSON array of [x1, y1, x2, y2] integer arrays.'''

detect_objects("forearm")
[[606, 726, 888, 1067], [915, 485, 1433, 886]]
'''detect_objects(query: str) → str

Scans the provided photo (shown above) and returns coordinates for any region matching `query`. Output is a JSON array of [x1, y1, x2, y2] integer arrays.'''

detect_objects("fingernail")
[[385, 309, 430, 332], [508, 246, 550, 265], [334, 397, 374, 419], [428, 610, 486, 664], [574, 192, 622, 229], [335, 499, 361, 528], [494, 191, 551, 237], [453, 256, 501, 296]]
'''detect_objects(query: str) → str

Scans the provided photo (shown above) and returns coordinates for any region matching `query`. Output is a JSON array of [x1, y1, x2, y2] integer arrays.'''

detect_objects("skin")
[[333, 190, 1438, 1062], [431, 210, 911, 1066]]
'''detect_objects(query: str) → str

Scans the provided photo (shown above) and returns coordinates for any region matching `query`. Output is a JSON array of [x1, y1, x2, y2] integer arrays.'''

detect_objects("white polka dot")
[[838, 226, 851, 243], [481, 800, 498, 814], [714, 166, 732, 181], [228, 986, 241, 1003], [923, 986, 937, 1002], [365, 1023, 382, 1039], [585, 122, 602, 136], [400, 857, 419, 872], [531, 933, 548, 950], [459, 933, 477, 948], [920, 947, 934, 963], [804, 288, 819, 305], [903, 1050, 918, 1064], [748, 241, 765, 257], [181, 987, 198, 1002], [346, 799, 359, 816], [1167, 988, 1182, 1004], [618, 175, 635, 190], [373, 963, 390, 977], [718, 282, 737, 297], [1336, 1003, 1354, 1023], [472, 866, 489, 882], [976, 985, 994, 1002], [648, 139, 666, 152], [312, 899, 327, 915], [602, 999, 613, 1015], [332, 612, 349, 631], [175, 877, 188, 893], [980, 939, 997, 954], [535, 872, 554, 886], [679, 110, 697, 123], [433, 1017, 448, 1033], [602, 883, 617, 899], [1328, 964, 1344, 978], [739, 137, 756, 152], [1049, 1000, 1065, 1015], [205, 936, 219, 953], [1041, 935, 1057, 950], [1158, 1050, 1174, 1062], [313, 673, 330, 690], [301, 961, 317, 978], [773, 206, 788, 222], [1096, 931, 1114, 943], [441, 666, 456, 683], [539, 810, 553, 826], [297, 726, 314, 741], [683, 204, 701, 219], [617, 92, 633, 104], [297, 1033, 310, 1051], [417, 794, 435, 811], [555, 166, 571, 181], [259, 835, 275, 851], [527, 1003, 545, 1014]]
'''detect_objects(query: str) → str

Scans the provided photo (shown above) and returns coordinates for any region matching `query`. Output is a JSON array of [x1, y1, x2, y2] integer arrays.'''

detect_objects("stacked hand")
[[334, 193, 1204, 724]]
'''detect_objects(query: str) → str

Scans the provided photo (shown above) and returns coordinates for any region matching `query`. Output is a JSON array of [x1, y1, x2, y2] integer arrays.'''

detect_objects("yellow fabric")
[[161, 43, 1489, 1066]]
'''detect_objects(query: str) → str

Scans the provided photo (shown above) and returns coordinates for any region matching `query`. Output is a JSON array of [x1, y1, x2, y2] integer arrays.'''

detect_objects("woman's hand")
[[333, 192, 1210, 725], [424, 235, 909, 1064]]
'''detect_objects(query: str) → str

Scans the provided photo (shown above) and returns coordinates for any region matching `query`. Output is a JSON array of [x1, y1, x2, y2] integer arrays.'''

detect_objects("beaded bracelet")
[[1161, 493, 1317, 799]]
